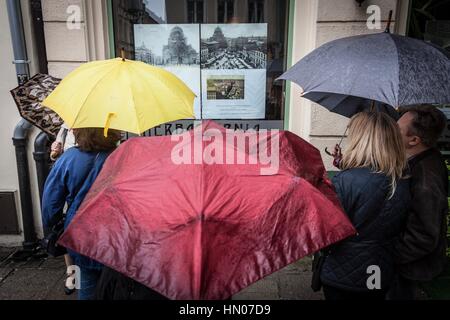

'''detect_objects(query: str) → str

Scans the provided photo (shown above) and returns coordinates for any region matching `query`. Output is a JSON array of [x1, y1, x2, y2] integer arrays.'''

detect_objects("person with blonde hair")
[[319, 111, 411, 300]]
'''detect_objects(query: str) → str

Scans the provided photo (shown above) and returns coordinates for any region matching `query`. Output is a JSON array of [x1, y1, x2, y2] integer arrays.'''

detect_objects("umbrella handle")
[[338, 126, 348, 147], [385, 10, 393, 33], [325, 126, 348, 156], [104, 112, 115, 137], [121, 47, 126, 62]]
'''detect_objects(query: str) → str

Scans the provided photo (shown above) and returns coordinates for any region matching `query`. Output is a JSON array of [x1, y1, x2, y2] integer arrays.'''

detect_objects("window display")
[[111, 0, 289, 128]]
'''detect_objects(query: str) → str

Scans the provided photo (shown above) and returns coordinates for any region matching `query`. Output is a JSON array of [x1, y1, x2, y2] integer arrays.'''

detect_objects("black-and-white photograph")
[[201, 24, 267, 70], [134, 24, 202, 118], [207, 75, 245, 100], [135, 24, 200, 67]]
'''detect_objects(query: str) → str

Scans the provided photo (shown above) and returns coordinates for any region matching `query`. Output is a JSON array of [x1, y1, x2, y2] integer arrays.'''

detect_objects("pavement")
[[0, 247, 322, 300], [0, 247, 75, 300], [1, 246, 437, 300]]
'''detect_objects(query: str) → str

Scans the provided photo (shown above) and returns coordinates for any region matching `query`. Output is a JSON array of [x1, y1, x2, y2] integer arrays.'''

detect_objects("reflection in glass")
[[218, 0, 235, 23], [187, 0, 204, 23]]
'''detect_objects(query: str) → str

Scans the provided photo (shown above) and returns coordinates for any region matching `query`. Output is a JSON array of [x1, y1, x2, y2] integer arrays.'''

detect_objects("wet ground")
[[0, 247, 322, 300], [1, 246, 438, 300]]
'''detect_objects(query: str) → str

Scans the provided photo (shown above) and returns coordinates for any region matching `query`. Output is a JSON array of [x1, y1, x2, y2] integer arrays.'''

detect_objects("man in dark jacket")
[[390, 104, 449, 299]]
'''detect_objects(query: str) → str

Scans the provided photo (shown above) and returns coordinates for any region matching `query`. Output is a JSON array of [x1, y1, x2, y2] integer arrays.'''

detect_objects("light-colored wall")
[[42, 0, 109, 78], [0, 0, 42, 246], [289, 0, 401, 170], [0, 0, 23, 246], [0, 0, 110, 246], [42, 0, 87, 78]]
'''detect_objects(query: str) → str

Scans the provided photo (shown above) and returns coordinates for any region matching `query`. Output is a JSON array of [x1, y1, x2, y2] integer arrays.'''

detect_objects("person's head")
[[397, 104, 447, 157], [73, 128, 121, 152], [341, 112, 406, 196]]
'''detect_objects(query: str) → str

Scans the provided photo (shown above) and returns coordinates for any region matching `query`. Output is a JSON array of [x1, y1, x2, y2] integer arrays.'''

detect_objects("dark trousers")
[[95, 267, 169, 300], [78, 268, 102, 300], [386, 274, 417, 300], [323, 285, 387, 300]]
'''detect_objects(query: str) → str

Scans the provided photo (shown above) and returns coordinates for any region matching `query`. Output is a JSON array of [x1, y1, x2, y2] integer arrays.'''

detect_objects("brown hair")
[[341, 112, 407, 197], [399, 104, 447, 147], [73, 128, 121, 152]]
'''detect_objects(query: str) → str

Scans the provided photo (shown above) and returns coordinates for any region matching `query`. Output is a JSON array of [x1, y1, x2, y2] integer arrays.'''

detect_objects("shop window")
[[111, 0, 290, 130]]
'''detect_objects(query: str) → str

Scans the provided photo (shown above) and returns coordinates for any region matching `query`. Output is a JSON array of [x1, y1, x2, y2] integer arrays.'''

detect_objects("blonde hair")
[[340, 112, 406, 197]]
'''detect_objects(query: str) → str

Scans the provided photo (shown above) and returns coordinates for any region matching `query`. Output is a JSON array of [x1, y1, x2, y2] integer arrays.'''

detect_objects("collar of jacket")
[[408, 147, 439, 168]]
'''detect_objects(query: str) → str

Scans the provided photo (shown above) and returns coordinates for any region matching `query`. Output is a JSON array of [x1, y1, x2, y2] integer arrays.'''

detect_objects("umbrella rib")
[[70, 63, 119, 128], [124, 64, 141, 134], [130, 63, 193, 118], [129, 64, 172, 126], [388, 34, 400, 107], [197, 135, 205, 299]]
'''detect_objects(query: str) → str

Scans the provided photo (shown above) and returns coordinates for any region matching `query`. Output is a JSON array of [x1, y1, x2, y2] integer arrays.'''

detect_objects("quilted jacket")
[[320, 167, 411, 292]]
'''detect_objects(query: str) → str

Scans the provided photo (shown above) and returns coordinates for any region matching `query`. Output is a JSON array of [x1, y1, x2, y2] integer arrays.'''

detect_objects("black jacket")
[[320, 168, 411, 292], [394, 148, 449, 281]]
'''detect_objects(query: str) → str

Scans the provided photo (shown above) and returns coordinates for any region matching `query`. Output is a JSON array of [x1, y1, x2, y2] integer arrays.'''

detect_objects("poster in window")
[[134, 23, 267, 120], [134, 24, 201, 119], [200, 23, 267, 119]]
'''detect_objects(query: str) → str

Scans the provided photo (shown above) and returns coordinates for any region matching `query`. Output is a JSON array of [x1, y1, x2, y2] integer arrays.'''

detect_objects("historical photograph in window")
[[135, 24, 200, 67], [207, 75, 245, 100], [201, 23, 268, 70], [134, 24, 201, 118]]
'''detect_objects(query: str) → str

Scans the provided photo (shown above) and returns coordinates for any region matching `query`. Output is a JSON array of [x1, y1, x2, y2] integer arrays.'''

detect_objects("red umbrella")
[[59, 121, 355, 300]]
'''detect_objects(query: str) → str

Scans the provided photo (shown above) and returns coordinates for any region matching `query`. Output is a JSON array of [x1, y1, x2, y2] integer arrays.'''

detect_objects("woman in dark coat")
[[320, 112, 411, 300]]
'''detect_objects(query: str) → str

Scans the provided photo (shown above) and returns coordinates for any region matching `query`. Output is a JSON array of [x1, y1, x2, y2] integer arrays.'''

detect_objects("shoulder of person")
[[333, 168, 388, 195], [410, 150, 448, 193], [333, 167, 384, 183], [410, 148, 446, 171], [59, 147, 86, 159], [52, 146, 78, 165], [57, 147, 101, 167], [410, 149, 446, 177]]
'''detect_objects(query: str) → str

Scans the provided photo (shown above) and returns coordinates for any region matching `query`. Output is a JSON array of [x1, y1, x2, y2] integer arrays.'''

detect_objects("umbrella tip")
[[121, 47, 126, 62]]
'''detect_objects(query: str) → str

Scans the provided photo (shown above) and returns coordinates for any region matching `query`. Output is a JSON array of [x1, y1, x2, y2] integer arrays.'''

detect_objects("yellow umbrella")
[[42, 56, 195, 136]]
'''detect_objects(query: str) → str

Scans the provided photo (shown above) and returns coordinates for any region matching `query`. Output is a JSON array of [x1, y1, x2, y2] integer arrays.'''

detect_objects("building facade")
[[0, 0, 417, 246], [163, 26, 199, 65], [135, 42, 155, 64]]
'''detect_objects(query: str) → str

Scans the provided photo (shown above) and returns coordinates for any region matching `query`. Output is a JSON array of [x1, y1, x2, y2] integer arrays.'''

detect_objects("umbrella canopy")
[[278, 32, 450, 117], [42, 58, 195, 136], [10, 73, 63, 137], [59, 121, 356, 300]]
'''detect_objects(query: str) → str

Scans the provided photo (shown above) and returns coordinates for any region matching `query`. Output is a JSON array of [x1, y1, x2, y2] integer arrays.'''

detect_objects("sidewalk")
[[0, 247, 322, 300], [0, 247, 75, 300]]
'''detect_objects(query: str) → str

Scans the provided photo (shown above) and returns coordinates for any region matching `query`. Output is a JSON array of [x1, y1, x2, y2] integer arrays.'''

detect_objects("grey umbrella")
[[278, 31, 450, 118]]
